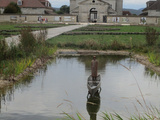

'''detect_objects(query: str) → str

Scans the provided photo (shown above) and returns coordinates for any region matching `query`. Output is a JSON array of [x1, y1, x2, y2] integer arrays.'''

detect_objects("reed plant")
[[0, 57, 35, 78], [20, 27, 37, 55], [0, 27, 57, 80], [145, 27, 159, 46], [0, 37, 8, 61], [148, 52, 160, 66]]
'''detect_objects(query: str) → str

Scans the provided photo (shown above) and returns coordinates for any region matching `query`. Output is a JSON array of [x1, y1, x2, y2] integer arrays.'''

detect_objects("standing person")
[[91, 56, 98, 80]]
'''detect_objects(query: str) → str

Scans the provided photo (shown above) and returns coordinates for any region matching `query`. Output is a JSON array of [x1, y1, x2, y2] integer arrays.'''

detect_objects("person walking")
[[91, 56, 98, 80]]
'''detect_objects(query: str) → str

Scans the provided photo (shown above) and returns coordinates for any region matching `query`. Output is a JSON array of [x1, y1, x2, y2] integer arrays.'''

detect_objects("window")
[[17, 0, 22, 6]]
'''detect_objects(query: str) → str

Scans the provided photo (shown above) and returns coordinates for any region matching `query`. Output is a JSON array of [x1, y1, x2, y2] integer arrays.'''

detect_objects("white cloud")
[[49, 0, 69, 7], [124, 0, 148, 4], [48, 0, 149, 9]]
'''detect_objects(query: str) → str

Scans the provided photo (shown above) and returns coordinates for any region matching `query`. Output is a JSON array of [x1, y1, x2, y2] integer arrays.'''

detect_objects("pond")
[[0, 56, 160, 120]]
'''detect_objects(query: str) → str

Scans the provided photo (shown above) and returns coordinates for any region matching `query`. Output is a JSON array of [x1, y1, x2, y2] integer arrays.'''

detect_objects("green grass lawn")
[[47, 34, 146, 46], [0, 22, 68, 40], [0, 22, 67, 30]]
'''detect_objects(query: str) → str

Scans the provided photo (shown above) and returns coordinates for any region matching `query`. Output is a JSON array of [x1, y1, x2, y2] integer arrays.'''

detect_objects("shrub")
[[20, 27, 36, 55], [0, 38, 8, 61], [110, 40, 124, 50], [79, 40, 100, 49], [145, 27, 159, 46], [36, 29, 47, 45]]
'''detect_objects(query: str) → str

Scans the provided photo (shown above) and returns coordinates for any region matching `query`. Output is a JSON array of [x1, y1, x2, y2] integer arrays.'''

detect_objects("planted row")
[[78, 28, 121, 31], [62, 32, 160, 35]]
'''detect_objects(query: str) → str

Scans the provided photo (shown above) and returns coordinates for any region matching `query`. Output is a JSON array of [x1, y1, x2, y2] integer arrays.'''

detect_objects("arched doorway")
[[89, 8, 97, 22]]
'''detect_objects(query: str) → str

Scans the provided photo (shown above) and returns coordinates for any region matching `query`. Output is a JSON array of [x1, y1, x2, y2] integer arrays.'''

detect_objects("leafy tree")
[[4, 2, 21, 14], [56, 11, 64, 14], [56, 5, 70, 14], [60, 5, 69, 14]]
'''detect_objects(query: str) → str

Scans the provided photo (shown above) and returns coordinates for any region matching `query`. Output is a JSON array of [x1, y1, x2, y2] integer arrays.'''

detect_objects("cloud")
[[123, 0, 148, 4], [49, 0, 69, 7], [48, 0, 150, 9], [123, 0, 149, 9]]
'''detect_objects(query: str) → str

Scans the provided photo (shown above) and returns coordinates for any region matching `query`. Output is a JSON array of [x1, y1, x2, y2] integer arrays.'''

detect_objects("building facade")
[[0, 0, 54, 14], [142, 0, 160, 16], [70, 0, 123, 22]]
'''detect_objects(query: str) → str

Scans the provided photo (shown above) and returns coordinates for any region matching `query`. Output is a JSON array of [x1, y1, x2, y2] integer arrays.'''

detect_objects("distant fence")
[[0, 14, 77, 23]]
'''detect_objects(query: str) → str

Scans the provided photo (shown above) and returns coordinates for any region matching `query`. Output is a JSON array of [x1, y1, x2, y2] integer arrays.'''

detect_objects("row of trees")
[[3, 2, 69, 14]]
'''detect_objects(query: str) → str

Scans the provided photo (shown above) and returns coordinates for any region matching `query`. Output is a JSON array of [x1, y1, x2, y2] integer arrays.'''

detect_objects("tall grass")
[[148, 52, 160, 66], [0, 28, 57, 80], [0, 58, 35, 78], [145, 27, 159, 46]]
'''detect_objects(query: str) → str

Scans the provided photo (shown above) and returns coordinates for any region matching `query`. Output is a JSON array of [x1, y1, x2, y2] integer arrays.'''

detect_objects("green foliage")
[[20, 27, 36, 54], [56, 5, 70, 14], [56, 11, 64, 14], [110, 40, 124, 50], [148, 52, 160, 66], [0, 28, 57, 79], [0, 37, 8, 61], [145, 27, 159, 46], [60, 5, 70, 14], [0, 58, 35, 78], [4, 2, 21, 14]]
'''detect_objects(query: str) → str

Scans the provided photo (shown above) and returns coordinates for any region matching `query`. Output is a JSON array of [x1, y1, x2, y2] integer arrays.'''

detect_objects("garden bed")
[[77, 28, 121, 31], [62, 32, 160, 35]]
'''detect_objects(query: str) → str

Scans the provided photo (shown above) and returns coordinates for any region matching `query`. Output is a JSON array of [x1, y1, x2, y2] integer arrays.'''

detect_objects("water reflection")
[[77, 55, 127, 71], [0, 66, 48, 112], [145, 67, 160, 80], [87, 91, 101, 120], [0, 56, 160, 120]]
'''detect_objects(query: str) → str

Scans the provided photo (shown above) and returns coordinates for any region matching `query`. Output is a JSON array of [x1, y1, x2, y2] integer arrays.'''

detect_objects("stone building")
[[141, 0, 160, 16], [0, 0, 54, 14], [70, 0, 123, 22]]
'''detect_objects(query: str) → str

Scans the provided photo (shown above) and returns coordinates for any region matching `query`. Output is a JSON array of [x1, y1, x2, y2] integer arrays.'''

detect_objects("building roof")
[[123, 11, 132, 16], [0, 0, 46, 8], [143, 0, 160, 11]]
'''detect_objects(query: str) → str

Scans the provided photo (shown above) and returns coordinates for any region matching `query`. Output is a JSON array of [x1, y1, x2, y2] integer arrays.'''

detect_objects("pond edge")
[[0, 49, 160, 89]]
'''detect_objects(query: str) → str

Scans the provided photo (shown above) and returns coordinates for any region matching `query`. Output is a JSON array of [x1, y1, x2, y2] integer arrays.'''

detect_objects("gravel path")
[[5, 24, 88, 46]]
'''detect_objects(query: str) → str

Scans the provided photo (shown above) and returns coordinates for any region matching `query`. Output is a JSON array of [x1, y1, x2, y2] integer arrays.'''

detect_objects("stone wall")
[[0, 14, 159, 25], [0, 15, 77, 23], [106, 16, 159, 25], [148, 10, 160, 17], [21, 8, 45, 14]]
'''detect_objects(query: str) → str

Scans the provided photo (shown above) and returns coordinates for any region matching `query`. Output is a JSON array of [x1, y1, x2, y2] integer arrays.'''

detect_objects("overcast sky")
[[48, 0, 149, 9]]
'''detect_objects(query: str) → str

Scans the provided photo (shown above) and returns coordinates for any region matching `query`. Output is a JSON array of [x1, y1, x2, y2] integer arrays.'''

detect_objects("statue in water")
[[91, 56, 98, 80]]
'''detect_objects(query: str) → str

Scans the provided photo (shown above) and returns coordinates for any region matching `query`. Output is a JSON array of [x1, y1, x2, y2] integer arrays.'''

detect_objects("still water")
[[0, 56, 160, 120]]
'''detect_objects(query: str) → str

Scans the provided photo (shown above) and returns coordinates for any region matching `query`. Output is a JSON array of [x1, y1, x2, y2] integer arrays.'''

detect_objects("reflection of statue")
[[86, 91, 101, 120]]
